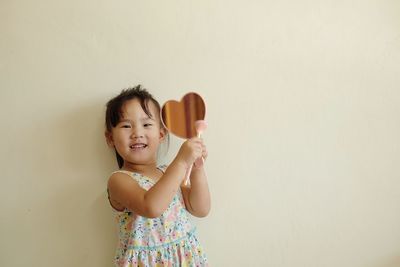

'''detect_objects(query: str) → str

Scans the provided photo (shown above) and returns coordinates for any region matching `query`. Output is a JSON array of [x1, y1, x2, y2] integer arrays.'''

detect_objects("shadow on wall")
[[375, 257, 400, 267], [39, 99, 118, 266]]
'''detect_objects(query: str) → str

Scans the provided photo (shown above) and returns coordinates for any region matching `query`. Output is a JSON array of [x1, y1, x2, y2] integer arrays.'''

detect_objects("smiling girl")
[[105, 85, 210, 266]]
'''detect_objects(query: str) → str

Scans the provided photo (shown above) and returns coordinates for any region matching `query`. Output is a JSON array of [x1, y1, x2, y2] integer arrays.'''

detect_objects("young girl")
[[105, 85, 210, 266]]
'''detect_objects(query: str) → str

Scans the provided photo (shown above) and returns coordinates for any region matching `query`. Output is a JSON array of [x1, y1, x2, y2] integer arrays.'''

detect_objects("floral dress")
[[109, 165, 208, 267]]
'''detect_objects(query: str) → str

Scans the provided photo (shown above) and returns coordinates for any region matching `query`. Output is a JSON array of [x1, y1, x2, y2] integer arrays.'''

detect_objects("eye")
[[120, 124, 131, 128], [144, 123, 153, 127]]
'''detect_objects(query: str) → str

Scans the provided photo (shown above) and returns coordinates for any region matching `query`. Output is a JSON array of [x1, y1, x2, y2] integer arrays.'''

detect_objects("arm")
[[108, 138, 203, 218], [181, 140, 211, 217], [181, 167, 211, 217], [108, 159, 186, 218]]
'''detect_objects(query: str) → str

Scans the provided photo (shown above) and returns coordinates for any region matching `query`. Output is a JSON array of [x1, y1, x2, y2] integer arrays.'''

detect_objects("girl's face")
[[107, 98, 165, 168]]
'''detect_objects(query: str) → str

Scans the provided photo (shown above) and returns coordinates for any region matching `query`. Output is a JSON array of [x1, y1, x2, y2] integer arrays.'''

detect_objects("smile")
[[129, 143, 147, 149]]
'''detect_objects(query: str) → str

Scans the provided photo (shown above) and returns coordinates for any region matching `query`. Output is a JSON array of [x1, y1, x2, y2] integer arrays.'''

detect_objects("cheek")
[[152, 130, 164, 139], [113, 131, 130, 143]]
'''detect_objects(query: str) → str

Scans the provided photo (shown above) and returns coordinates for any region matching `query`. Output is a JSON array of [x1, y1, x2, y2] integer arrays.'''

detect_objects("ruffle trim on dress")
[[128, 227, 197, 251], [115, 228, 208, 266]]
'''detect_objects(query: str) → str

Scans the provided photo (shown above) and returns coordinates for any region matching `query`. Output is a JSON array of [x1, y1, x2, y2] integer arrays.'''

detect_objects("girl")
[[105, 85, 210, 266]]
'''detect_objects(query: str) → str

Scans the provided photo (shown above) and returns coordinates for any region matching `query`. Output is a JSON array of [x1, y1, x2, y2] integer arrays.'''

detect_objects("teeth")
[[130, 144, 146, 149]]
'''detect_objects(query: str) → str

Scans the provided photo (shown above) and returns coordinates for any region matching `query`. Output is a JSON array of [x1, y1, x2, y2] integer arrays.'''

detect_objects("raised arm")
[[108, 138, 203, 218], [181, 167, 211, 217], [181, 140, 211, 217]]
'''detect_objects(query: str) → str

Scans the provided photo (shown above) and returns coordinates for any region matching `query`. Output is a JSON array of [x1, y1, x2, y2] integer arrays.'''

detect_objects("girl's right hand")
[[175, 137, 204, 169]]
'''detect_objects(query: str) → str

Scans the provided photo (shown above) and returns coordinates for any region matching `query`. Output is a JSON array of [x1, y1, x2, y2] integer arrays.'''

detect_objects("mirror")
[[161, 92, 206, 139]]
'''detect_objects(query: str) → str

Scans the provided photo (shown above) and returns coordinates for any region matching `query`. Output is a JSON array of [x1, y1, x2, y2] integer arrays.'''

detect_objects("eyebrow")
[[119, 117, 155, 123]]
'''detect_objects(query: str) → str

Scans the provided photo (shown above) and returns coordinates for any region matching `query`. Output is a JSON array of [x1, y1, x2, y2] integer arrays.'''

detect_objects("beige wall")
[[1, 1, 400, 266]]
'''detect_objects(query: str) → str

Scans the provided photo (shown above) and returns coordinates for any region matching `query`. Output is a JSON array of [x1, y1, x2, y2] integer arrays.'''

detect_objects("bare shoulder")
[[107, 171, 147, 213], [107, 171, 133, 188], [107, 171, 143, 194]]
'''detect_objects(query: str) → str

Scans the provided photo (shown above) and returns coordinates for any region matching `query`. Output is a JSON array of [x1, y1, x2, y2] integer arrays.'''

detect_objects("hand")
[[193, 141, 208, 169], [176, 137, 204, 169]]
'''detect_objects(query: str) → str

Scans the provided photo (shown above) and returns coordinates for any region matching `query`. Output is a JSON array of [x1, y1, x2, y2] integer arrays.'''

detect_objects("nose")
[[131, 125, 144, 139]]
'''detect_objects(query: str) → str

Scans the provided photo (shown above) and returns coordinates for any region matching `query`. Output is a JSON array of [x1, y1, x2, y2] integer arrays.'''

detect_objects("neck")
[[122, 161, 158, 175]]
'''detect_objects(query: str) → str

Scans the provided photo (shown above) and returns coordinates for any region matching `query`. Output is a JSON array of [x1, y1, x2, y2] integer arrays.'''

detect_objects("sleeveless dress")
[[109, 165, 208, 267]]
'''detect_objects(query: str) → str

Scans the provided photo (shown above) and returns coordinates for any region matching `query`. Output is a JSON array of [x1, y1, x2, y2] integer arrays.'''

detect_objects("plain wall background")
[[1, 0, 400, 266]]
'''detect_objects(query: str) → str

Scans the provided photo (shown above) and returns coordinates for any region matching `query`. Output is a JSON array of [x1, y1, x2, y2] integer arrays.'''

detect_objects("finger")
[[192, 138, 203, 145]]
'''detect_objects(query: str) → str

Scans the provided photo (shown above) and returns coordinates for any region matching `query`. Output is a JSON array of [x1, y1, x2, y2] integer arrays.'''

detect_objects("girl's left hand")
[[194, 140, 208, 169]]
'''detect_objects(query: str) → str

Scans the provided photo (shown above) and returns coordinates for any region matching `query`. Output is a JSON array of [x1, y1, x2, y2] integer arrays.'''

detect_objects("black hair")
[[105, 85, 168, 168]]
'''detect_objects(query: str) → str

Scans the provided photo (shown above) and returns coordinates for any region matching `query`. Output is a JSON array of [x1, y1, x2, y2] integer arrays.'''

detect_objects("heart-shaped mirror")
[[161, 92, 206, 139]]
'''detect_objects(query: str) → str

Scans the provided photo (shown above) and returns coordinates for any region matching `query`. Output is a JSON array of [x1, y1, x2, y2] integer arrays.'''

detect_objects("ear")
[[159, 127, 167, 141], [105, 131, 114, 147]]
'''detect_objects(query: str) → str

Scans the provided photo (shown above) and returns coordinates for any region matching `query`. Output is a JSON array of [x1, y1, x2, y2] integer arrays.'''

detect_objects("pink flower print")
[[166, 211, 177, 222]]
